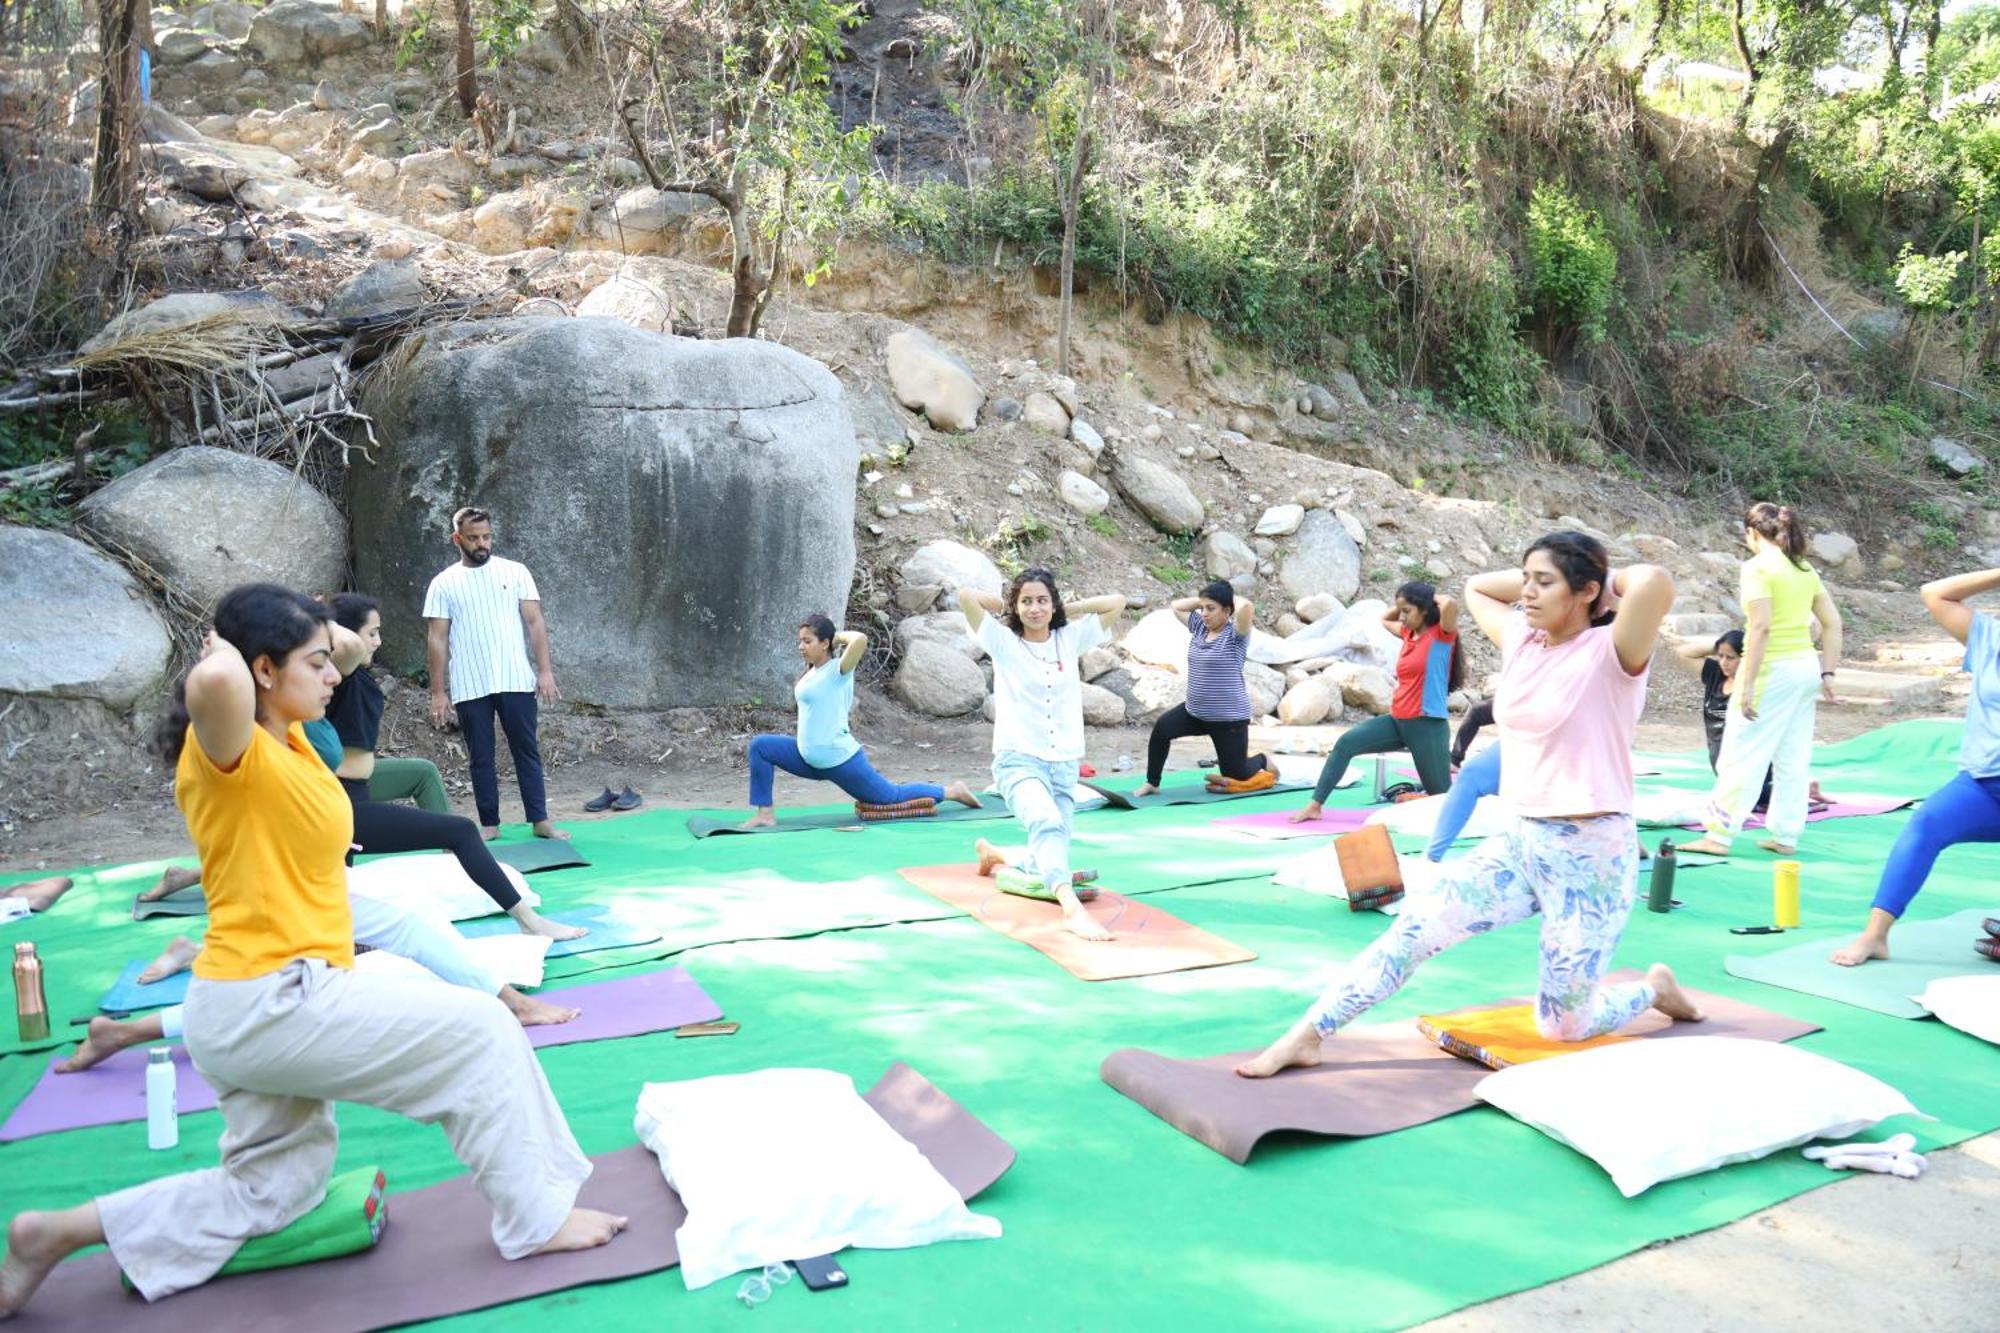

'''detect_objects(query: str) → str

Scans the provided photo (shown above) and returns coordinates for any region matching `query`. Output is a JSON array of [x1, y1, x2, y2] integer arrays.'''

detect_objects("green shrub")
[[1525, 181, 1617, 344]]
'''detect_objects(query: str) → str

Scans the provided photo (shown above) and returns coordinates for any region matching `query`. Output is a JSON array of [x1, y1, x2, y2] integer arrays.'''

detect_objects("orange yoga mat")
[[1417, 1004, 1638, 1069], [899, 863, 1255, 982]]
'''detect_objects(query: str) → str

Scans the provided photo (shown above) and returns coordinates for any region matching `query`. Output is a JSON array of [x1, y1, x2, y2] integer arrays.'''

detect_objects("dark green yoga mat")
[[687, 801, 1013, 837], [1725, 908, 1999, 1018], [131, 886, 206, 920], [1080, 779, 1312, 810], [486, 839, 592, 873]]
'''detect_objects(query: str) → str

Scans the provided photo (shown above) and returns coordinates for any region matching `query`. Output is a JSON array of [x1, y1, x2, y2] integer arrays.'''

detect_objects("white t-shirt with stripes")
[[422, 557, 541, 704]]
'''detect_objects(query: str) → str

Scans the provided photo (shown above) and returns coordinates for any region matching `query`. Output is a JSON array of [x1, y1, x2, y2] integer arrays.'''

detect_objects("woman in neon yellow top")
[[1680, 503, 1843, 857]]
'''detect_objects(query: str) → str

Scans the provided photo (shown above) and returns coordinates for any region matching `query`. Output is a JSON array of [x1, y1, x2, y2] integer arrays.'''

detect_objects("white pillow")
[[353, 933, 549, 987], [634, 1068, 1001, 1290], [1366, 792, 1508, 842], [1632, 789, 1707, 828], [347, 852, 538, 920], [1914, 975, 2000, 1045], [1475, 1037, 1925, 1197], [1270, 848, 1404, 915]]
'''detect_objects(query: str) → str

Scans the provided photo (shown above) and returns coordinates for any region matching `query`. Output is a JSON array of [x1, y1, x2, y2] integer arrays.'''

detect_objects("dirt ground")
[[3, 688, 1992, 1331]]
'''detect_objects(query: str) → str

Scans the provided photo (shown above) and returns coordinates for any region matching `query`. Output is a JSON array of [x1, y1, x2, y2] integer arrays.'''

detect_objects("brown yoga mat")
[[899, 863, 1256, 982], [1100, 975, 1821, 1163], [14, 1063, 1013, 1331]]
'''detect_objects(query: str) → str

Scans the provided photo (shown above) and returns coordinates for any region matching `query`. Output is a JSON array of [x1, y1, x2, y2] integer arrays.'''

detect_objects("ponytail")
[[1745, 501, 1809, 569]]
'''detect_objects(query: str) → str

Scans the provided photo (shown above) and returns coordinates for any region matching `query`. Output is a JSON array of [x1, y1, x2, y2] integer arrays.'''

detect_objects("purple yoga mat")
[[1210, 807, 1374, 838], [1678, 793, 1916, 832], [0, 967, 721, 1143]]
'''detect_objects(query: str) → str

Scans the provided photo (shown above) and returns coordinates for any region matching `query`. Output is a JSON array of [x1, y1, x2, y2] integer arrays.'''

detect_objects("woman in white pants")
[[960, 569, 1126, 941], [1680, 503, 1843, 857], [0, 585, 623, 1316]]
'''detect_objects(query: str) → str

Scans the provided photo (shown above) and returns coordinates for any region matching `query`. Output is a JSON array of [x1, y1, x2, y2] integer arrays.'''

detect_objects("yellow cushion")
[[1416, 1004, 1637, 1070]]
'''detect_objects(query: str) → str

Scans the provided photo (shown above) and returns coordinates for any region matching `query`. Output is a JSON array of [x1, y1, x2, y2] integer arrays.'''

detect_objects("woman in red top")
[[1290, 582, 1463, 822]]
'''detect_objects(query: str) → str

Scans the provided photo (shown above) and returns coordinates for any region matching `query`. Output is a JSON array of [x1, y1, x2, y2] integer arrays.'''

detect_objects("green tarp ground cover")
[[2, 721, 1993, 1330]]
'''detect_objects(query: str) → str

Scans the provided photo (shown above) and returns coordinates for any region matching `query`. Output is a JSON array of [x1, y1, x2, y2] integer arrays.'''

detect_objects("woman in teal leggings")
[[1290, 582, 1462, 823]]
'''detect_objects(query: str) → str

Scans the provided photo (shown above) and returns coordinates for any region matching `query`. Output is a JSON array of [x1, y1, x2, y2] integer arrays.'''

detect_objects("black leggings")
[[341, 777, 522, 911], [1452, 699, 1496, 766], [1146, 705, 1268, 786]]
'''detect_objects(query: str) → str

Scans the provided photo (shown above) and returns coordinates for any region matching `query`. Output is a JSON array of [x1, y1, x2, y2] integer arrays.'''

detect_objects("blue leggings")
[[1871, 771, 2000, 917], [1427, 744, 1502, 861], [747, 735, 942, 808]]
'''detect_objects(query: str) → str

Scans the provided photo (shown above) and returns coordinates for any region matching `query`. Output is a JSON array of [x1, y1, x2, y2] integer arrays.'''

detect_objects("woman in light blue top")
[[740, 615, 982, 828]]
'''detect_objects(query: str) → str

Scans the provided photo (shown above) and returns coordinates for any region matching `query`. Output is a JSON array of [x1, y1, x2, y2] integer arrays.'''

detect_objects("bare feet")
[[481, 826, 501, 842], [1830, 932, 1891, 967], [513, 909, 588, 942], [1287, 801, 1325, 825], [738, 810, 777, 830], [54, 1015, 160, 1074], [1674, 837, 1730, 857], [531, 821, 571, 841], [1646, 963, 1706, 1022], [1235, 1020, 1325, 1078], [138, 865, 202, 903], [974, 838, 1006, 877], [944, 781, 983, 810], [1757, 839, 1797, 855], [501, 986, 580, 1027], [13, 878, 73, 914], [530, 1207, 626, 1257], [1134, 783, 1161, 797], [0, 1205, 104, 1317], [136, 936, 201, 986], [1057, 884, 1112, 941]]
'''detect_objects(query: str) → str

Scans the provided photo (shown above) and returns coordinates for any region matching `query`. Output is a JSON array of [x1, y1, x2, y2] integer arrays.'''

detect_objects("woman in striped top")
[[1136, 581, 1272, 795], [1290, 581, 1463, 823]]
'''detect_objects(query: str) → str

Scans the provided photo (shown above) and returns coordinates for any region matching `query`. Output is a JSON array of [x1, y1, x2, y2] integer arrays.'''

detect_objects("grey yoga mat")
[[1101, 978, 1820, 1163], [1725, 907, 1999, 1019], [14, 1063, 1014, 1331], [1079, 780, 1312, 811]]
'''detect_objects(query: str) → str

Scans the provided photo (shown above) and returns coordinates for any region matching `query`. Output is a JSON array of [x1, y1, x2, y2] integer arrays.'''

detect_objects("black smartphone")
[[1729, 926, 1785, 935], [791, 1254, 848, 1291]]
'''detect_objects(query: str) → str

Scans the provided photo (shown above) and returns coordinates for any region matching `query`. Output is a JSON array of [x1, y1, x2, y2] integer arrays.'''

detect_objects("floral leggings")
[[1306, 814, 1657, 1041]]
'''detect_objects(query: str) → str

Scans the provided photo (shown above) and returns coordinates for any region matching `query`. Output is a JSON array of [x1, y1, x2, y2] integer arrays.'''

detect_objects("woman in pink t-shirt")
[[1238, 531, 1706, 1078]]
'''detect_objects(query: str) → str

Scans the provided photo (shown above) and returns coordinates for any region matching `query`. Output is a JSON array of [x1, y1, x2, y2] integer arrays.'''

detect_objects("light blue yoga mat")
[[1725, 908, 1999, 1019], [98, 960, 190, 1013], [455, 905, 662, 958]]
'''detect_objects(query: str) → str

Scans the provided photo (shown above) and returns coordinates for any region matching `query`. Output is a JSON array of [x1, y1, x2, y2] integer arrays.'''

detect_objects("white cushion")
[[1475, 1036, 1925, 1197], [353, 933, 549, 987], [1632, 789, 1706, 828], [634, 1068, 1002, 1289], [1914, 975, 2000, 1045], [1366, 792, 1508, 842], [347, 852, 537, 920]]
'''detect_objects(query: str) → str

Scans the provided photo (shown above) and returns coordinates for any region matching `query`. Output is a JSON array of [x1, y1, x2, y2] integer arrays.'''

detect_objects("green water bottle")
[[1647, 839, 1677, 913]]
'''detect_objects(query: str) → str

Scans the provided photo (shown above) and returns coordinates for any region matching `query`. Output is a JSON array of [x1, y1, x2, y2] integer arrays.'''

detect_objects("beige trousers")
[[97, 958, 590, 1301]]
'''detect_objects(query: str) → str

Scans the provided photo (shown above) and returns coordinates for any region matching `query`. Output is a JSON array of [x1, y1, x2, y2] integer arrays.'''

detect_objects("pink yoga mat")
[[1678, 794, 1916, 832], [1210, 807, 1374, 839], [0, 967, 721, 1143]]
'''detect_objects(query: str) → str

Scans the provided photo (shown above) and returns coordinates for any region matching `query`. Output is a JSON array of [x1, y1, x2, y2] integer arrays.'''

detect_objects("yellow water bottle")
[[1773, 860, 1802, 929]]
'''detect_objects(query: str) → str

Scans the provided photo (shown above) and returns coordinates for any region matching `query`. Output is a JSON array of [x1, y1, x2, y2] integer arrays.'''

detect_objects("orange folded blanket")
[[854, 798, 938, 822], [1208, 769, 1277, 794], [1416, 1003, 1637, 1070]]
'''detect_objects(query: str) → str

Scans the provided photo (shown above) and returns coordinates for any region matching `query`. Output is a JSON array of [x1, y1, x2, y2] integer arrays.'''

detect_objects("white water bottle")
[[145, 1047, 178, 1150]]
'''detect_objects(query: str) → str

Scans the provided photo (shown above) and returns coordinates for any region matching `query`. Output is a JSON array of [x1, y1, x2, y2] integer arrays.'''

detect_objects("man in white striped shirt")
[[424, 507, 567, 841]]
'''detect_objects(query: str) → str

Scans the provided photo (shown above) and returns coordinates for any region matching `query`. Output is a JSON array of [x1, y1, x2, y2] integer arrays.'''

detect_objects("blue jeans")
[[993, 752, 1081, 893], [747, 735, 943, 808], [1872, 771, 2000, 917], [1427, 744, 1502, 862], [454, 691, 547, 827]]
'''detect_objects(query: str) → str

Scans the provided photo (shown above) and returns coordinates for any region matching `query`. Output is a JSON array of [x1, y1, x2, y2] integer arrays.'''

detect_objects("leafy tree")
[[608, 0, 875, 338]]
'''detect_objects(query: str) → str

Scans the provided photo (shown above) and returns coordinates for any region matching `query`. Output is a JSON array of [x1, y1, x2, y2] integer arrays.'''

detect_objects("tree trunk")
[[1731, 0, 1761, 130], [1055, 84, 1096, 379], [1730, 124, 1794, 283], [454, 0, 476, 117], [375, 0, 389, 41], [90, 0, 144, 235], [722, 168, 759, 338], [1635, 0, 1671, 79]]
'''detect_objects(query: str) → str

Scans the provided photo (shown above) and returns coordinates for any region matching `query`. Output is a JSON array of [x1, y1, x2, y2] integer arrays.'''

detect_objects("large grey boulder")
[[1113, 455, 1204, 534], [248, 0, 372, 65], [79, 446, 346, 612], [574, 272, 671, 331], [892, 610, 981, 661], [325, 259, 422, 320], [885, 329, 983, 432], [1199, 530, 1256, 581], [592, 186, 715, 253], [0, 526, 173, 708], [1081, 681, 1126, 726], [891, 640, 986, 717], [1243, 660, 1284, 716], [1122, 607, 1192, 671], [1280, 508, 1362, 602], [1808, 531, 1861, 572], [896, 539, 1002, 612], [351, 317, 858, 708]]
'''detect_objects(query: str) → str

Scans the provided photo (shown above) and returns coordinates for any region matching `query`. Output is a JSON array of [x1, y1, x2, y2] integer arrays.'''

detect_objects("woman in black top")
[[1667, 629, 1800, 810], [325, 595, 584, 940]]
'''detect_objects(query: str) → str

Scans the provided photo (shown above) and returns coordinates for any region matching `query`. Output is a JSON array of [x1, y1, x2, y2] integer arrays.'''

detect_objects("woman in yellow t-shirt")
[[1680, 503, 1843, 858], [0, 585, 624, 1316]]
